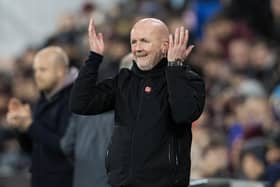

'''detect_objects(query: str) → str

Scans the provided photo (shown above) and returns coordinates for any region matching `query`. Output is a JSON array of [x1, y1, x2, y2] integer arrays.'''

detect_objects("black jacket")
[[18, 84, 74, 187], [70, 52, 205, 187]]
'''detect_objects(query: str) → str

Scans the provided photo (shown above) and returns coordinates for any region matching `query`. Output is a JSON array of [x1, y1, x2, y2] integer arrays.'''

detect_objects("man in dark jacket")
[[70, 18, 205, 187], [6, 46, 75, 187]]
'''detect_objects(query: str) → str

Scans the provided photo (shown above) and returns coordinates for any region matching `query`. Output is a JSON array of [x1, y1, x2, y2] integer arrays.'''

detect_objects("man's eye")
[[141, 39, 149, 43]]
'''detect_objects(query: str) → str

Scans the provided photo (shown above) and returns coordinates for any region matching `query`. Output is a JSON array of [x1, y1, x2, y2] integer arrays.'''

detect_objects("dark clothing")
[[61, 112, 114, 187], [18, 84, 74, 187], [70, 52, 205, 187]]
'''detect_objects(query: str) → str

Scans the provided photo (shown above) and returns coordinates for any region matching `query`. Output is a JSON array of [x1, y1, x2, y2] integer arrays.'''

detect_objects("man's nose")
[[34, 72, 40, 79], [134, 42, 143, 51]]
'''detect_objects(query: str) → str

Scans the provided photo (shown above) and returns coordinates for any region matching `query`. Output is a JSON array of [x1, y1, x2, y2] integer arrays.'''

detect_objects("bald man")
[[70, 18, 205, 187], [6, 46, 75, 187]]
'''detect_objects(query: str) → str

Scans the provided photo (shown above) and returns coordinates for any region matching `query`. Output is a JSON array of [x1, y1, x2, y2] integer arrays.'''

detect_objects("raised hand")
[[168, 26, 194, 62], [88, 18, 104, 55]]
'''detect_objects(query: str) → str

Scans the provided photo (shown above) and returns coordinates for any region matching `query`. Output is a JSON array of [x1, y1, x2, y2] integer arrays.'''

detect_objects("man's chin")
[[37, 85, 47, 92], [139, 65, 155, 71]]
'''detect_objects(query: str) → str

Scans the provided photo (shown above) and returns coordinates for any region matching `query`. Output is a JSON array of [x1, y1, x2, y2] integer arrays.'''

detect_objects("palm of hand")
[[167, 26, 194, 62]]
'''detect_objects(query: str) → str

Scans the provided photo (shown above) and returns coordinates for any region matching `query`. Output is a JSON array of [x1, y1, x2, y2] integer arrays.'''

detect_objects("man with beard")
[[70, 18, 205, 187], [6, 46, 74, 187]]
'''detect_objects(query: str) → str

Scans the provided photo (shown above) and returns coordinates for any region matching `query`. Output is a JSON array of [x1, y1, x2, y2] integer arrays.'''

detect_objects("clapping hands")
[[6, 98, 32, 132]]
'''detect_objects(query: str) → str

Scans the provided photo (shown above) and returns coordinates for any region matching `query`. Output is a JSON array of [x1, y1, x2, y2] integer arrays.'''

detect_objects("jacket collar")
[[44, 67, 78, 100], [131, 58, 167, 78]]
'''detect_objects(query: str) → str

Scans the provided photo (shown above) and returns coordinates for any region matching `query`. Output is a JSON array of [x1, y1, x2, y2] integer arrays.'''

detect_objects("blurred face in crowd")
[[275, 180, 280, 187], [202, 145, 228, 177], [130, 18, 169, 71], [228, 38, 251, 69], [249, 41, 272, 68], [241, 153, 265, 180], [266, 145, 280, 164], [271, 0, 280, 17], [12, 77, 38, 103], [33, 47, 68, 93]]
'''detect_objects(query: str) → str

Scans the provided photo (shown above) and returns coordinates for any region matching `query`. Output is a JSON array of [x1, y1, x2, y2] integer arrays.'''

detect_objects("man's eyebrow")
[[131, 38, 149, 42]]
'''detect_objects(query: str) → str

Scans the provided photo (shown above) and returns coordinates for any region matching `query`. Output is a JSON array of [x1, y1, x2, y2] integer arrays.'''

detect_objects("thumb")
[[184, 45, 194, 58], [23, 104, 32, 114]]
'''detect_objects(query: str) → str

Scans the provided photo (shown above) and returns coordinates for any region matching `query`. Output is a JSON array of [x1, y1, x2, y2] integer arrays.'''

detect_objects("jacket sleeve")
[[165, 66, 205, 125], [26, 106, 72, 154], [70, 52, 116, 115], [16, 131, 33, 154]]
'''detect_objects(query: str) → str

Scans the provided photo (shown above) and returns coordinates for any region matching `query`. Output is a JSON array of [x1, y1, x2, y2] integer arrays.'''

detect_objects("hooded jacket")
[[70, 52, 205, 187]]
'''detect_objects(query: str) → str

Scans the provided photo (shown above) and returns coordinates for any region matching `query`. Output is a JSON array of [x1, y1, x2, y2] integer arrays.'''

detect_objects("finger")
[[179, 26, 185, 44], [6, 113, 12, 123], [23, 104, 32, 113], [6, 113, 18, 125], [169, 34, 173, 49], [8, 98, 22, 111], [98, 33, 103, 42], [88, 18, 96, 38], [184, 45, 194, 58], [183, 29, 189, 47], [88, 18, 92, 34], [174, 28, 179, 45]]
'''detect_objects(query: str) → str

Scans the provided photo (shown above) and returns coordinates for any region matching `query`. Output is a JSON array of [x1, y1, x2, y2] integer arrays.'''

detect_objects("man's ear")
[[57, 67, 66, 78], [161, 41, 169, 55]]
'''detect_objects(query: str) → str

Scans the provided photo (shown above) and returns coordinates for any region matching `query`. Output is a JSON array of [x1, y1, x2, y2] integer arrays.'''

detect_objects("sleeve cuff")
[[89, 51, 103, 62], [83, 51, 103, 69], [26, 123, 37, 138]]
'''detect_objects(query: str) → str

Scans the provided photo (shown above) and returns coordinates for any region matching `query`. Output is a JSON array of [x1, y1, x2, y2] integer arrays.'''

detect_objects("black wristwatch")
[[168, 58, 184, 67]]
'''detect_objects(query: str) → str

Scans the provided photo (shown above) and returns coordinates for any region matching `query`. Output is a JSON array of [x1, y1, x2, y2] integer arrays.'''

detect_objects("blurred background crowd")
[[1, 0, 280, 186]]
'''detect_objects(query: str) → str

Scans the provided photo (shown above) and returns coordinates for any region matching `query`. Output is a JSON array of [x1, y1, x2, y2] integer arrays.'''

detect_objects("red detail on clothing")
[[144, 86, 152, 93]]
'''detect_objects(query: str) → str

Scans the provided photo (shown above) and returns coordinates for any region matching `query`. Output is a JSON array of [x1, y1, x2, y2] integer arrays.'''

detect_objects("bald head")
[[130, 18, 170, 70], [131, 18, 169, 41], [34, 46, 69, 68]]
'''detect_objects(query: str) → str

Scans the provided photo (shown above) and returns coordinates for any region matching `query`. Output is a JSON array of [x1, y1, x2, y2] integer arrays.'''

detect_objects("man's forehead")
[[131, 18, 169, 40], [134, 18, 166, 27], [130, 29, 161, 42], [33, 53, 56, 68], [131, 25, 155, 36], [133, 22, 161, 32]]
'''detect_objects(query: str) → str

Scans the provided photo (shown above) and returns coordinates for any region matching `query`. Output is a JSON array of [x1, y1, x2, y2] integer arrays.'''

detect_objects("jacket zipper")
[[129, 79, 145, 179], [169, 135, 180, 184], [174, 135, 179, 184], [168, 136, 174, 166], [168, 142, 171, 164]]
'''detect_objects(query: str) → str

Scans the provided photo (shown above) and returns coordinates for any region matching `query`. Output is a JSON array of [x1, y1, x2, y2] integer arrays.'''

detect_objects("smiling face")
[[130, 18, 169, 71]]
